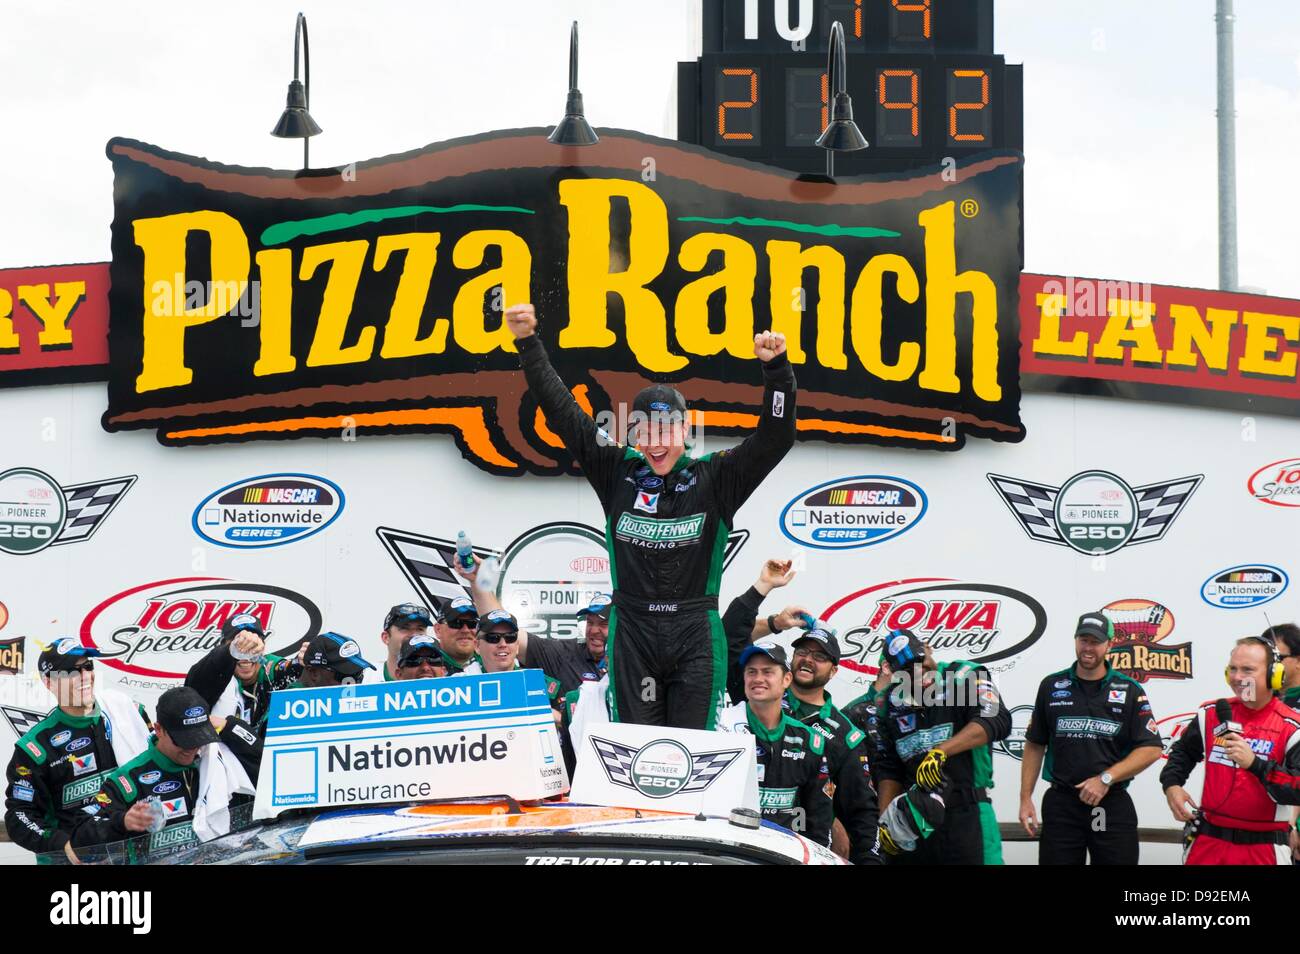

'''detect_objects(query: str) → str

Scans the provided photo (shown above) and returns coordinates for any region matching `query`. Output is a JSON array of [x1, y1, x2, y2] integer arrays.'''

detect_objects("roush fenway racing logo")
[[79, 577, 322, 678], [821, 578, 1047, 675]]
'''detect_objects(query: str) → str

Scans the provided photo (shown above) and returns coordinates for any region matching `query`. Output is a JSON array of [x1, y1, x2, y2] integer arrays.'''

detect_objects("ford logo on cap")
[[184, 706, 205, 718]]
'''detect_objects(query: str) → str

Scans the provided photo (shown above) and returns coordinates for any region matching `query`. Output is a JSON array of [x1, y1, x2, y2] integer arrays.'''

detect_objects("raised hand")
[[505, 303, 538, 340], [754, 331, 787, 362]]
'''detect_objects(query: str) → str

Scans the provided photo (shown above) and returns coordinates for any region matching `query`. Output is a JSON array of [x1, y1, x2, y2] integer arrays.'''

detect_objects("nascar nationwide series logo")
[[994, 704, 1034, 761], [987, 469, 1201, 556], [376, 521, 748, 639], [1101, 599, 1192, 683], [1156, 712, 1196, 759], [822, 578, 1047, 683], [0, 467, 136, 556], [79, 577, 322, 679], [1200, 564, 1289, 609], [589, 736, 743, 799], [192, 474, 344, 548], [1248, 458, 1300, 507], [779, 475, 928, 550]]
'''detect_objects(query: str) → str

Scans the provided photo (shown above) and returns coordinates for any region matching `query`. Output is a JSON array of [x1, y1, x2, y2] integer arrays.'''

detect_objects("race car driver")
[[784, 626, 881, 864], [379, 603, 437, 681], [1161, 636, 1300, 864], [874, 629, 1011, 865], [71, 687, 262, 861], [718, 642, 832, 846], [185, 613, 303, 731], [507, 302, 796, 729], [393, 633, 450, 681], [1019, 612, 1163, 865], [4, 640, 152, 856]]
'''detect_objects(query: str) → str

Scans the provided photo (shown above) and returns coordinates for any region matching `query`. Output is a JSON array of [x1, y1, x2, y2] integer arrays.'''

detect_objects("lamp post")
[[270, 12, 323, 170], [547, 21, 598, 146], [814, 21, 867, 179]]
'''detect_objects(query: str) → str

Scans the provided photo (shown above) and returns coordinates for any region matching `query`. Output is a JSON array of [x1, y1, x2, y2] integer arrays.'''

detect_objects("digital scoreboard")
[[678, 0, 1023, 175]]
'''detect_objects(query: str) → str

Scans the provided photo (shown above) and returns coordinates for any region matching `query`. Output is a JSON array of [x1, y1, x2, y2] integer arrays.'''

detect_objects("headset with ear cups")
[[1224, 635, 1284, 692]]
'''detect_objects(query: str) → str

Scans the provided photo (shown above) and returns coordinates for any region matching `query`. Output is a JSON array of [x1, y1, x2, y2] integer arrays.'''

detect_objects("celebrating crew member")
[[455, 560, 608, 695], [71, 688, 262, 861], [437, 597, 482, 674], [1019, 612, 1163, 864], [720, 557, 805, 705], [379, 603, 437, 681], [1161, 636, 1300, 865], [507, 302, 796, 729], [718, 642, 832, 846], [4, 640, 152, 857], [458, 610, 562, 717], [185, 614, 303, 732], [785, 626, 882, 865], [393, 633, 450, 681], [291, 632, 376, 688], [874, 630, 1011, 865]]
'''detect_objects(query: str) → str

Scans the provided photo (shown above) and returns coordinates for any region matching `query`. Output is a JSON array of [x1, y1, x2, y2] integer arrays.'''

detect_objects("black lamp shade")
[[548, 21, 597, 146], [816, 92, 867, 152], [271, 79, 322, 139]]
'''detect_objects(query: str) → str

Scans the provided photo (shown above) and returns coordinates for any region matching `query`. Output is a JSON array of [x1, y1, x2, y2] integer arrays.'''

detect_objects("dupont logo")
[[780, 476, 927, 550], [569, 556, 609, 575], [1248, 458, 1300, 507], [193, 474, 344, 548], [1200, 564, 1288, 609]]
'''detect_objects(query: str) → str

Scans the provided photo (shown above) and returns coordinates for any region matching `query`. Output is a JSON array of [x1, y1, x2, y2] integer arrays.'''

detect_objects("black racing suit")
[[784, 690, 882, 865], [718, 702, 832, 846], [874, 663, 1012, 865], [4, 701, 151, 855], [518, 333, 796, 729], [71, 719, 262, 862], [185, 643, 301, 735], [843, 686, 890, 791]]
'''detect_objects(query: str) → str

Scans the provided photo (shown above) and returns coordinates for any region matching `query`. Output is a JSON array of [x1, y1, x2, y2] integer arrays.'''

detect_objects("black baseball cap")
[[477, 609, 519, 635], [38, 637, 101, 676], [303, 632, 376, 677], [739, 641, 789, 670], [577, 594, 612, 620], [220, 612, 266, 643], [1075, 612, 1115, 643], [385, 603, 434, 630], [397, 633, 448, 669], [883, 629, 926, 671], [793, 628, 842, 663], [633, 384, 687, 421], [441, 596, 480, 627], [156, 687, 220, 749]]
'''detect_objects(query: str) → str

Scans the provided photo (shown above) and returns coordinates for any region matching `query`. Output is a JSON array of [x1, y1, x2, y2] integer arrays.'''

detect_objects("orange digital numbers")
[[949, 69, 990, 142], [892, 0, 932, 40], [878, 69, 920, 138], [718, 68, 759, 141]]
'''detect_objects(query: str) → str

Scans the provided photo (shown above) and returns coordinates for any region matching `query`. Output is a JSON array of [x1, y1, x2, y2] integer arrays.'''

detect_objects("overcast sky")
[[0, 0, 1294, 297]]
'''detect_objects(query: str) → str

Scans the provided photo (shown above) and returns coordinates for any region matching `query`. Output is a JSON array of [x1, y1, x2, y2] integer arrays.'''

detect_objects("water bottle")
[[145, 796, 166, 833], [476, 556, 501, 594], [456, 531, 476, 571], [799, 612, 833, 634]]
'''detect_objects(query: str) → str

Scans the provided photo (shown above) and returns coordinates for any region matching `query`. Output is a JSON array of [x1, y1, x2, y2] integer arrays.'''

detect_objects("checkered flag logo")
[[53, 475, 137, 546], [589, 736, 743, 794], [375, 527, 498, 613], [1, 705, 47, 739], [987, 473, 1202, 550], [590, 736, 638, 788], [679, 749, 743, 792]]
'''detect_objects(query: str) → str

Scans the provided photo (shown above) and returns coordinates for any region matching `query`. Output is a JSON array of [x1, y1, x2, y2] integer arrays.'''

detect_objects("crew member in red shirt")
[[1160, 636, 1300, 865]]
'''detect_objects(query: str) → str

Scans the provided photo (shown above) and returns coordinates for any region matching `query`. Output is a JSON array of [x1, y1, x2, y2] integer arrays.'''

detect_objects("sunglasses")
[[52, 661, 94, 676], [445, 619, 479, 630], [792, 647, 832, 665], [400, 655, 446, 669], [479, 632, 518, 645]]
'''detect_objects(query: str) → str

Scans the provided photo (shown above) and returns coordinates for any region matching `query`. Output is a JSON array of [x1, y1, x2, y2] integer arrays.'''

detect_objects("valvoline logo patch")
[[780, 476, 927, 550], [192, 474, 344, 549]]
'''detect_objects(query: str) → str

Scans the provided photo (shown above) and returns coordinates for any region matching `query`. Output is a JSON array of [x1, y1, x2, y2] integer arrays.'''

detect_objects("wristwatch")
[[1100, 771, 1114, 786], [767, 614, 782, 634]]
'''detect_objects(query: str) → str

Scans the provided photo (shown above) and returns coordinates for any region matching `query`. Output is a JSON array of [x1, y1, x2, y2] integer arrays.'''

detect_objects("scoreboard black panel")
[[679, 0, 1022, 176]]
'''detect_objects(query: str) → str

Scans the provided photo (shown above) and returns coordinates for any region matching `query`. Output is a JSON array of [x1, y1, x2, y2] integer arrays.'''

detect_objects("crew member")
[[785, 626, 881, 864], [1019, 612, 1163, 864], [393, 633, 450, 681], [721, 557, 804, 705], [718, 642, 832, 846], [437, 597, 481, 674], [291, 632, 376, 688], [379, 603, 437, 681], [1161, 636, 1300, 865], [843, 656, 894, 789], [458, 610, 562, 716], [71, 688, 262, 861], [185, 614, 303, 731], [507, 302, 796, 729], [874, 630, 1011, 865], [4, 640, 152, 857]]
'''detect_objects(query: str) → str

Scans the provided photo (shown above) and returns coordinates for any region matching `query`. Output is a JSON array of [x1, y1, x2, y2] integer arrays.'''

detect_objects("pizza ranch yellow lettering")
[[0, 282, 88, 352]]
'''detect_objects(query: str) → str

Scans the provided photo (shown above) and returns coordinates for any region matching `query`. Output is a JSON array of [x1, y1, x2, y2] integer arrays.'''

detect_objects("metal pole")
[[1216, 0, 1238, 291]]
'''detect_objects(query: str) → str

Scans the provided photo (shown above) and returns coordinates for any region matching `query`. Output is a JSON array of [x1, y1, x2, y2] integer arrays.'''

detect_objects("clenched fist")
[[505, 304, 538, 340], [754, 331, 787, 362]]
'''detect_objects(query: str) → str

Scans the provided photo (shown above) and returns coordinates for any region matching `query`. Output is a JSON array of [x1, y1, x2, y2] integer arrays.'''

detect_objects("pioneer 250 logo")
[[0, 467, 136, 556], [1101, 599, 1192, 683], [79, 577, 321, 679], [193, 474, 344, 549], [589, 736, 743, 798], [377, 522, 748, 639], [780, 476, 927, 550], [988, 470, 1201, 555], [821, 579, 1047, 685]]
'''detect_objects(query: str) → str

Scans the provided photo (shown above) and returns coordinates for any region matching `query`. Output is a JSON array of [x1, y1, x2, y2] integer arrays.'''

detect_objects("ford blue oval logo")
[[192, 474, 345, 550], [184, 706, 205, 718], [1051, 690, 1071, 699], [780, 476, 928, 550], [1200, 564, 1288, 610], [153, 780, 181, 795], [66, 736, 92, 752]]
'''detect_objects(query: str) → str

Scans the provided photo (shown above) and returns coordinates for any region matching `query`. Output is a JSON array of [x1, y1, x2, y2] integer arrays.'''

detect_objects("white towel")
[[212, 679, 242, 722], [192, 739, 255, 842], [97, 687, 151, 768], [568, 675, 611, 753]]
